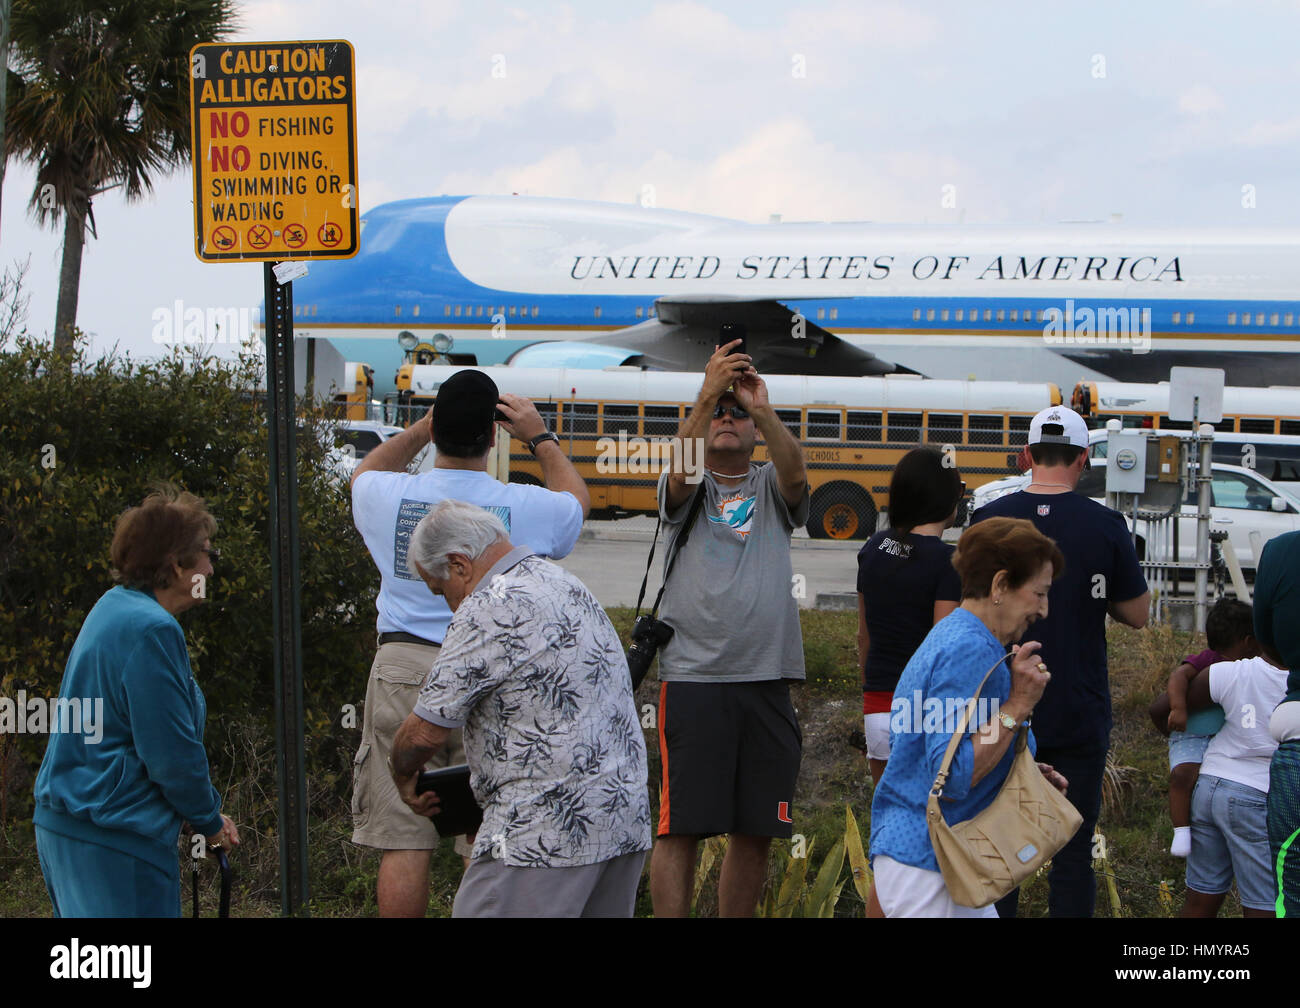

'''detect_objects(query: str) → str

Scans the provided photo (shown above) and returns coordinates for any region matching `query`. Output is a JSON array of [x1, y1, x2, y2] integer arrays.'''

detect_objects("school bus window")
[[807, 410, 842, 440], [644, 404, 680, 437], [927, 412, 964, 444], [1239, 417, 1276, 436], [564, 402, 598, 437], [1282, 420, 1300, 436], [847, 411, 882, 442], [775, 409, 801, 439], [967, 414, 1004, 446], [1213, 417, 1235, 433], [1008, 415, 1032, 443], [602, 403, 639, 437], [888, 412, 922, 444], [535, 402, 558, 432]]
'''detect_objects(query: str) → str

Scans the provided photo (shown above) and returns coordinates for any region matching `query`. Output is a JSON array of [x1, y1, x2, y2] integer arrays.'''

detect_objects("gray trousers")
[[452, 850, 647, 918]]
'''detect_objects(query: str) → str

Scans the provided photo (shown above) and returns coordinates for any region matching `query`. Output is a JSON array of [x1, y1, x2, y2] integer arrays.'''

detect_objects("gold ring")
[[1037, 663, 1048, 673]]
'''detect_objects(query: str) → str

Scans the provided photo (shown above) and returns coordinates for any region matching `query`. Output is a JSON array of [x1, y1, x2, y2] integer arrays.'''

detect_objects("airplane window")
[[1288, 314, 1295, 326], [394, 305, 402, 317], [1010, 309, 1019, 322], [829, 308, 838, 321], [1272, 313, 1280, 326], [476, 305, 484, 317], [955, 309, 964, 321], [984, 309, 993, 322], [1257, 313, 1266, 325], [997, 309, 1005, 322], [1228, 312, 1236, 324], [594, 306, 602, 319], [940, 309, 949, 321], [508, 306, 516, 317], [817, 308, 825, 320], [1172, 311, 1181, 324], [1186, 312, 1195, 324], [926, 309, 935, 321], [532, 306, 539, 318], [912, 308, 921, 322], [444, 305, 451, 317], [970, 307, 978, 320], [413, 305, 420, 317], [635, 306, 644, 318], [454, 305, 462, 317]]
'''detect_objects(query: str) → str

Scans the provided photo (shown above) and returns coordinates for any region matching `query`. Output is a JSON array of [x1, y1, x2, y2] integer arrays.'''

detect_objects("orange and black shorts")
[[656, 679, 801, 839]]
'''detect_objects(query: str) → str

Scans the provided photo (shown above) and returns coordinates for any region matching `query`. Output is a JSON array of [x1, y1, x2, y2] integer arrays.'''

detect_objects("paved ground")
[[550, 515, 864, 609]]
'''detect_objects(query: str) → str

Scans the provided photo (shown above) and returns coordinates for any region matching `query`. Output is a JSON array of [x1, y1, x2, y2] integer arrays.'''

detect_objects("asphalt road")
[[550, 515, 864, 610]]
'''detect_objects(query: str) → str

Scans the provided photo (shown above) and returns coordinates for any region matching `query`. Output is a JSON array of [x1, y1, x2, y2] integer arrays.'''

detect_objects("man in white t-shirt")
[[1181, 653, 1289, 917], [349, 368, 589, 916]]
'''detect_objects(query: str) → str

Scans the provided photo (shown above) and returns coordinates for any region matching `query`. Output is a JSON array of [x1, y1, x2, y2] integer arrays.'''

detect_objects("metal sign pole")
[[263, 261, 310, 916]]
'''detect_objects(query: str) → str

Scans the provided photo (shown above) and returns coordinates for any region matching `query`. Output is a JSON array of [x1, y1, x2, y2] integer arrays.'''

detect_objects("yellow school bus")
[[1072, 380, 1300, 436], [391, 365, 1062, 539]]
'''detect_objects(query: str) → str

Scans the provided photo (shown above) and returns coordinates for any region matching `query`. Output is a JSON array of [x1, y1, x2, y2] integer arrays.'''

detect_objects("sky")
[[6, 0, 1300, 362]]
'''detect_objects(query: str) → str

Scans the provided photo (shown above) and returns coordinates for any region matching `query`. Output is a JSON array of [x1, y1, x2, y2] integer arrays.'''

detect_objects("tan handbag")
[[926, 654, 1083, 908]]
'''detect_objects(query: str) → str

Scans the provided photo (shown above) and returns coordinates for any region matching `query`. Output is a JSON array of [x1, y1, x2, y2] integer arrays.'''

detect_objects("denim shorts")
[[1169, 731, 1214, 770], [1186, 773, 1274, 910]]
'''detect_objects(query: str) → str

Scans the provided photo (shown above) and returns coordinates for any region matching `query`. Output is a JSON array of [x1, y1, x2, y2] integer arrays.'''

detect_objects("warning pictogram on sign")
[[283, 224, 308, 249], [212, 225, 238, 251], [318, 222, 343, 247], [247, 224, 273, 250]]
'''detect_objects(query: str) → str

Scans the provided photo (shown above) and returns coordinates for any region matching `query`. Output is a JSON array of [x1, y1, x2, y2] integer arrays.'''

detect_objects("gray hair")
[[407, 499, 509, 580]]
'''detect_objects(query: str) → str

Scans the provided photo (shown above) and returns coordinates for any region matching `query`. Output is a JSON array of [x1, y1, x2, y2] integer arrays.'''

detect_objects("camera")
[[626, 614, 675, 689]]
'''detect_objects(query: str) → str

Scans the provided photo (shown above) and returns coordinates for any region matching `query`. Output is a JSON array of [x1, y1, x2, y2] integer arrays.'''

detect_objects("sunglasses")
[[712, 405, 749, 420]]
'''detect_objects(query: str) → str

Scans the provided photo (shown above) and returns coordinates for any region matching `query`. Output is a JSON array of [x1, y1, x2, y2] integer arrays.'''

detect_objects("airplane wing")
[[578, 297, 920, 376]]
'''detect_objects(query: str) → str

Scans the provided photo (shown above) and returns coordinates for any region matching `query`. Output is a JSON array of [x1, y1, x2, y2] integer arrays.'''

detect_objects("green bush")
[[0, 335, 378, 825]]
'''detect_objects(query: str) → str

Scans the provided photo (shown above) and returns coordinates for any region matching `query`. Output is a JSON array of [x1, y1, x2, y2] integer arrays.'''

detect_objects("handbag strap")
[[930, 651, 1024, 799], [632, 480, 707, 621]]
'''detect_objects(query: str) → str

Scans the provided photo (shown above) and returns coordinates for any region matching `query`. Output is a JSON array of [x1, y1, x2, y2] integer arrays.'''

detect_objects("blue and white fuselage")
[[286, 195, 1300, 399]]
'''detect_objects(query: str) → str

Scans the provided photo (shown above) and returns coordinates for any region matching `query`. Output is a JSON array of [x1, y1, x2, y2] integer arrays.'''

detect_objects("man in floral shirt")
[[390, 500, 652, 916]]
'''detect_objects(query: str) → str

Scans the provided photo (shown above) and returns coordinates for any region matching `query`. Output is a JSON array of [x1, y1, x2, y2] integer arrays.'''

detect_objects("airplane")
[[283, 194, 1300, 399]]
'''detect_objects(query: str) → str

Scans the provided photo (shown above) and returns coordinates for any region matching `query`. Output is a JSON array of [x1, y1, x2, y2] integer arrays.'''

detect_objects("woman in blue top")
[[869, 517, 1068, 917], [857, 447, 965, 786], [33, 487, 240, 917]]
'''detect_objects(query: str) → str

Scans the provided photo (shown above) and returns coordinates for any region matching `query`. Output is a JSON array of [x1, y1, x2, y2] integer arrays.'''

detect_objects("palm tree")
[[5, 0, 237, 352]]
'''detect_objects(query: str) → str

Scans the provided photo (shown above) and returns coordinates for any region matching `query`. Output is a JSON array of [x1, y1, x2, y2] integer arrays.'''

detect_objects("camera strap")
[[633, 480, 707, 621]]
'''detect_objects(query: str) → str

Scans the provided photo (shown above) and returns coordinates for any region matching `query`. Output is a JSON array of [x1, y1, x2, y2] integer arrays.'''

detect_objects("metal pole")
[[1193, 408, 1212, 635], [263, 262, 310, 916]]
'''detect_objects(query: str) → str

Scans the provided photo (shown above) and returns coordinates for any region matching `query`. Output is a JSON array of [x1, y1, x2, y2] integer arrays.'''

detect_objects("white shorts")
[[863, 713, 892, 761], [873, 855, 998, 918]]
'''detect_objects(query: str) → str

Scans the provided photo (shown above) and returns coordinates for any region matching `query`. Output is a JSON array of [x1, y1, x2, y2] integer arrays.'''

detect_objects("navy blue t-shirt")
[[971, 491, 1147, 747], [857, 530, 961, 693]]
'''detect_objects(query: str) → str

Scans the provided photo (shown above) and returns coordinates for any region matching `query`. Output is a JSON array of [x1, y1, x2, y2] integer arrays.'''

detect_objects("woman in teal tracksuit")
[[33, 487, 239, 917]]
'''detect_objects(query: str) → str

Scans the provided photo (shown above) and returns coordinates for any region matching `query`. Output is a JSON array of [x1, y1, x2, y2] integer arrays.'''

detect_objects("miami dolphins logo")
[[708, 493, 756, 538]]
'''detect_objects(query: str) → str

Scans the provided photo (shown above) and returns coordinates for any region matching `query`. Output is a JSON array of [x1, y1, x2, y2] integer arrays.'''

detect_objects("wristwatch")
[[527, 431, 560, 455], [997, 710, 1027, 732]]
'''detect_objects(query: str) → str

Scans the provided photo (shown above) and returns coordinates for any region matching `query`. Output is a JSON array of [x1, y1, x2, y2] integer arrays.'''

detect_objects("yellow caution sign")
[[189, 40, 359, 262]]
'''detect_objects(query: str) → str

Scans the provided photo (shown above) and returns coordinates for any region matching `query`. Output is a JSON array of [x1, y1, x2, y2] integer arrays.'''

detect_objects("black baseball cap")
[[432, 369, 499, 455]]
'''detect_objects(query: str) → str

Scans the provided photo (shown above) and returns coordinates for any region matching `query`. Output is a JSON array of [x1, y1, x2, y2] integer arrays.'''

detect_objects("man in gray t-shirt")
[[649, 338, 809, 918]]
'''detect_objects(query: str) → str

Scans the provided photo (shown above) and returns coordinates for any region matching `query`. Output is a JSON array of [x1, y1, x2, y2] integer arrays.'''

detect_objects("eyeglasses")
[[712, 405, 749, 420], [200, 546, 221, 561]]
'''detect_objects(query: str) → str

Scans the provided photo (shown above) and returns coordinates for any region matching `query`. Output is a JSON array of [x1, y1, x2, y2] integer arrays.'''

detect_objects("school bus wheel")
[[808, 482, 876, 540]]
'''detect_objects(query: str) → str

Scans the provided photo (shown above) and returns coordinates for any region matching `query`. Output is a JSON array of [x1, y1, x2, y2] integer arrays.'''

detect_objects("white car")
[[326, 420, 435, 482], [969, 460, 1300, 572]]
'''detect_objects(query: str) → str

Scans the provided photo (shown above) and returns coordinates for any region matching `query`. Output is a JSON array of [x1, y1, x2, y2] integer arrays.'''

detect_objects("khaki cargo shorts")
[[351, 640, 471, 855]]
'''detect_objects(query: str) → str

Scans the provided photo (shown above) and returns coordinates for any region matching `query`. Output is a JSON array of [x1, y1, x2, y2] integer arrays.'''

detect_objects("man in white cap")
[[971, 405, 1149, 918]]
